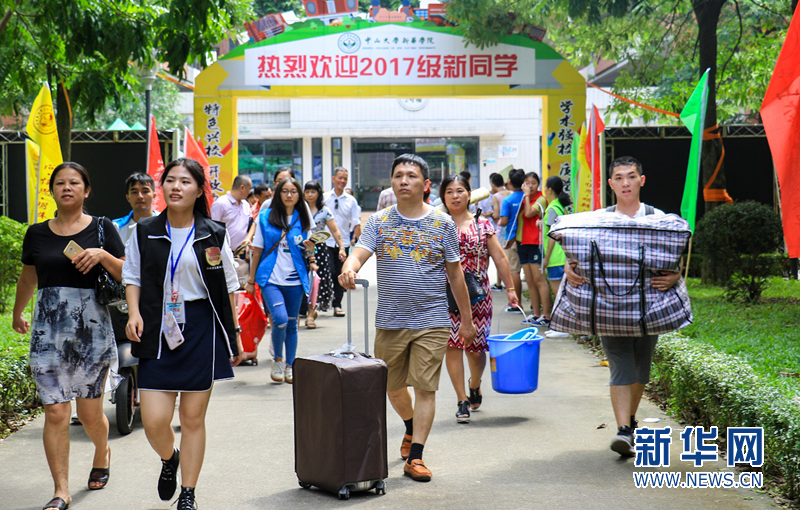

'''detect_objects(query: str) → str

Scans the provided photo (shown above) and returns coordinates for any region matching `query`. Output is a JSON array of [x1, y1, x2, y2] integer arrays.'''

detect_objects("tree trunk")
[[693, 0, 727, 282], [55, 82, 72, 161], [693, 0, 727, 214]]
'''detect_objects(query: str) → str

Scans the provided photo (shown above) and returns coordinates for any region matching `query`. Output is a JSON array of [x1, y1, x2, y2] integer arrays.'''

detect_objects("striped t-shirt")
[[357, 205, 461, 330]]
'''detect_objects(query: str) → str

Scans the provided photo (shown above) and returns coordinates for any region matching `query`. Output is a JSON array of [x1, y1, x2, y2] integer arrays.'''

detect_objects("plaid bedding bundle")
[[548, 210, 693, 337]]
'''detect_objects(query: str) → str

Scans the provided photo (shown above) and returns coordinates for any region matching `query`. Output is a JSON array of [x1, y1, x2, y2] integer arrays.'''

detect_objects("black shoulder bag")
[[446, 216, 488, 314], [95, 217, 126, 306]]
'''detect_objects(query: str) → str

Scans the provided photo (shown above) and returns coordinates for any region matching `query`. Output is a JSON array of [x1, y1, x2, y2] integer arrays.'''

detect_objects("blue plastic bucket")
[[487, 328, 544, 394]]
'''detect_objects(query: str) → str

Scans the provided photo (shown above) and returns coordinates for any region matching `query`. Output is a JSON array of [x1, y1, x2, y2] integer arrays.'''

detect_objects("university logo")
[[33, 104, 56, 135], [338, 33, 361, 54]]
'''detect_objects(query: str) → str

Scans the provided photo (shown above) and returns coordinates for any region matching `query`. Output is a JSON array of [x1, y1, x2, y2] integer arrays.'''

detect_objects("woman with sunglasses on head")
[[439, 174, 518, 424], [303, 180, 347, 328], [246, 178, 315, 384], [13, 162, 125, 510], [123, 158, 243, 510]]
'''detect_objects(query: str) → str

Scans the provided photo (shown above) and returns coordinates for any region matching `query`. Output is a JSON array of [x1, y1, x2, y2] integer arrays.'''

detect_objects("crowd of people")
[[11, 152, 683, 508]]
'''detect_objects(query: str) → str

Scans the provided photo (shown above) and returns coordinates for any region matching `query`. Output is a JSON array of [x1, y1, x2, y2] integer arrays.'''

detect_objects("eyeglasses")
[[335, 198, 339, 209], [281, 189, 299, 196]]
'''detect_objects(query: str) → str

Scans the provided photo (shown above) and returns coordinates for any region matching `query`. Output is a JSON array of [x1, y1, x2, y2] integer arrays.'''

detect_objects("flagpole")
[[684, 237, 693, 280]]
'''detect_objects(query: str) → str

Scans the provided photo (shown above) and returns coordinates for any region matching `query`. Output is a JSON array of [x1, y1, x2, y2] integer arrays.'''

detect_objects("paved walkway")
[[0, 257, 775, 509]]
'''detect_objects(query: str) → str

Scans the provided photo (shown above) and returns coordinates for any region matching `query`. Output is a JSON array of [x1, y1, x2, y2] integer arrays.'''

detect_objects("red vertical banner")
[[147, 115, 166, 213], [761, 3, 800, 258], [184, 127, 214, 212], [585, 105, 606, 210]]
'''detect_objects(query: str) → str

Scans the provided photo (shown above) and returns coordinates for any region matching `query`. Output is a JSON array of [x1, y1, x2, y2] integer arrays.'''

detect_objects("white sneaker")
[[271, 360, 285, 383], [545, 330, 571, 339], [284, 365, 293, 384]]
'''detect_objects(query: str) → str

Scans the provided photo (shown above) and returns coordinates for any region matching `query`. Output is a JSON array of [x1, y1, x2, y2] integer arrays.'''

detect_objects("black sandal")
[[88, 447, 111, 490], [43, 497, 69, 510], [469, 380, 482, 411], [456, 400, 471, 423]]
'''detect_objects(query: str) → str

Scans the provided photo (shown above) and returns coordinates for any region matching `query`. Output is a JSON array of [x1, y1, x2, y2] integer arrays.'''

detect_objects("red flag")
[[761, 3, 800, 258], [147, 115, 166, 212], [184, 127, 214, 211], [584, 105, 606, 210]]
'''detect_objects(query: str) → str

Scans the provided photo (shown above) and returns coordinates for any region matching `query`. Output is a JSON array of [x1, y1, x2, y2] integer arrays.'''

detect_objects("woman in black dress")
[[13, 162, 125, 510], [123, 158, 242, 510]]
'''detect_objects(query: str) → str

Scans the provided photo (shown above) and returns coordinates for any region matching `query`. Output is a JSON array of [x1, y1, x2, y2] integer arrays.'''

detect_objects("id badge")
[[162, 311, 185, 350], [166, 299, 186, 324]]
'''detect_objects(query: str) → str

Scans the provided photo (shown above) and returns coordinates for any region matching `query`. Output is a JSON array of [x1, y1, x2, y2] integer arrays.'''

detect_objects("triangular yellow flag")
[[26, 84, 63, 223]]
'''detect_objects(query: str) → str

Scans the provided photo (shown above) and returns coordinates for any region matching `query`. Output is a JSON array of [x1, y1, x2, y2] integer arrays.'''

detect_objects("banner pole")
[[684, 237, 693, 280]]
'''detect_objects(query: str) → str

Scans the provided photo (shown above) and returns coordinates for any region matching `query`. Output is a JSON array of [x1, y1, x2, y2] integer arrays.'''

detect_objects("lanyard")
[[167, 220, 195, 301]]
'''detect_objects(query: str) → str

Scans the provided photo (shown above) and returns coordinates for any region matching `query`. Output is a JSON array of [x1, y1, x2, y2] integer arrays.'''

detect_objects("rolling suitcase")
[[293, 279, 388, 500]]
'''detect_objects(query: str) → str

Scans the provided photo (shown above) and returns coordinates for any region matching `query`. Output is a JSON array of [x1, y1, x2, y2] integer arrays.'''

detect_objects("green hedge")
[[0, 343, 39, 436], [651, 333, 800, 499]]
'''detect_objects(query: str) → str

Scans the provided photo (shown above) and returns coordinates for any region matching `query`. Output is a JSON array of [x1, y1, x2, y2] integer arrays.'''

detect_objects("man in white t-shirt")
[[339, 154, 476, 483], [324, 167, 361, 317], [565, 156, 681, 458]]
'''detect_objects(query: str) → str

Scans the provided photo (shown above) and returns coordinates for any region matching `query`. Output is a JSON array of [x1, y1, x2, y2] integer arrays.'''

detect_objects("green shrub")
[[694, 201, 784, 302], [651, 333, 800, 499], [0, 217, 27, 314], [0, 346, 39, 436]]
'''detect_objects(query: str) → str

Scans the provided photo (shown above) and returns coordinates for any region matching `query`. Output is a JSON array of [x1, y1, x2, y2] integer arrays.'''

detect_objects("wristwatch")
[[234, 326, 242, 333]]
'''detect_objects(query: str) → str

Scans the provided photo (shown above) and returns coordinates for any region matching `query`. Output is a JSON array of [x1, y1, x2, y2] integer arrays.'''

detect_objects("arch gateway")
[[194, 18, 585, 203]]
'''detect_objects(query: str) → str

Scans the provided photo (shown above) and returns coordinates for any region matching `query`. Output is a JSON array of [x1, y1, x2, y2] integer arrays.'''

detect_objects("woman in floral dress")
[[440, 174, 518, 424]]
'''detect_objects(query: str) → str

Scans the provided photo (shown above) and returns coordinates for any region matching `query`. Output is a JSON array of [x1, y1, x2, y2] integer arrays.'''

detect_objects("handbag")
[[446, 217, 488, 313], [95, 217, 126, 306]]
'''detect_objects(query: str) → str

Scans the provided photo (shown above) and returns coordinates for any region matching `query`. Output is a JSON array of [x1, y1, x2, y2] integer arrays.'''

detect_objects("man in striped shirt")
[[340, 154, 476, 483]]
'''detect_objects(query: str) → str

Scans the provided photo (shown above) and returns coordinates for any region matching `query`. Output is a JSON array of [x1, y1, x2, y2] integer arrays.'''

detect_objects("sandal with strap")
[[456, 400, 470, 423], [469, 384, 482, 411], [88, 447, 111, 490], [43, 497, 69, 510]]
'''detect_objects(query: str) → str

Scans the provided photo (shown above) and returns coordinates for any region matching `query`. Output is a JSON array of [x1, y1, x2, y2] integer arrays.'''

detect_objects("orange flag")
[[761, 3, 800, 258], [184, 127, 214, 211], [147, 115, 166, 212]]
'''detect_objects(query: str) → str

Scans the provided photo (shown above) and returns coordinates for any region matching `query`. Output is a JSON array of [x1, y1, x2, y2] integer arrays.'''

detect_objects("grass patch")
[[682, 277, 800, 398]]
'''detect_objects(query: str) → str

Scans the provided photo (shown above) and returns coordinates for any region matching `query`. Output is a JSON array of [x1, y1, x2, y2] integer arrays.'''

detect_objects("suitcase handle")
[[346, 279, 370, 355]]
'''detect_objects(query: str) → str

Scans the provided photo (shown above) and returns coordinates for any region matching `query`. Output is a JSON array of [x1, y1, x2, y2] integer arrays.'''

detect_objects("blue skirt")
[[138, 299, 234, 392]]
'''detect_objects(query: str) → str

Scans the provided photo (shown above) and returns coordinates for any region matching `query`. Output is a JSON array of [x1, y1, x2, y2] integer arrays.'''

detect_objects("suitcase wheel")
[[298, 480, 311, 489], [375, 480, 386, 495], [338, 487, 350, 500]]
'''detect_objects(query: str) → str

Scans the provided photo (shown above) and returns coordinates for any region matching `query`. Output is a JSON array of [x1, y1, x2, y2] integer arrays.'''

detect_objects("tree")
[[0, 0, 253, 160], [73, 78, 185, 131], [447, 0, 792, 215]]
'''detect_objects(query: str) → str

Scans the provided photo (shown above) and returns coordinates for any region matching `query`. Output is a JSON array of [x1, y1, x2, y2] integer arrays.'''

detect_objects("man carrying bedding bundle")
[[564, 156, 683, 457]]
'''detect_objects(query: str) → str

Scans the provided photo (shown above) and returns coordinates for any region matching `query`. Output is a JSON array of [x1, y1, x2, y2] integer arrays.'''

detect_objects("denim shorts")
[[547, 265, 565, 281], [517, 244, 542, 265]]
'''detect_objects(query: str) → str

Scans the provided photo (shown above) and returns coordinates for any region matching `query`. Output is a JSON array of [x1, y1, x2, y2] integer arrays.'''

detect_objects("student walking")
[[339, 154, 476, 482], [497, 169, 526, 310], [520, 172, 551, 326], [540, 176, 573, 339], [123, 158, 243, 510], [246, 178, 316, 384], [13, 162, 125, 510], [439, 174, 518, 423], [564, 156, 682, 457], [303, 180, 347, 327]]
